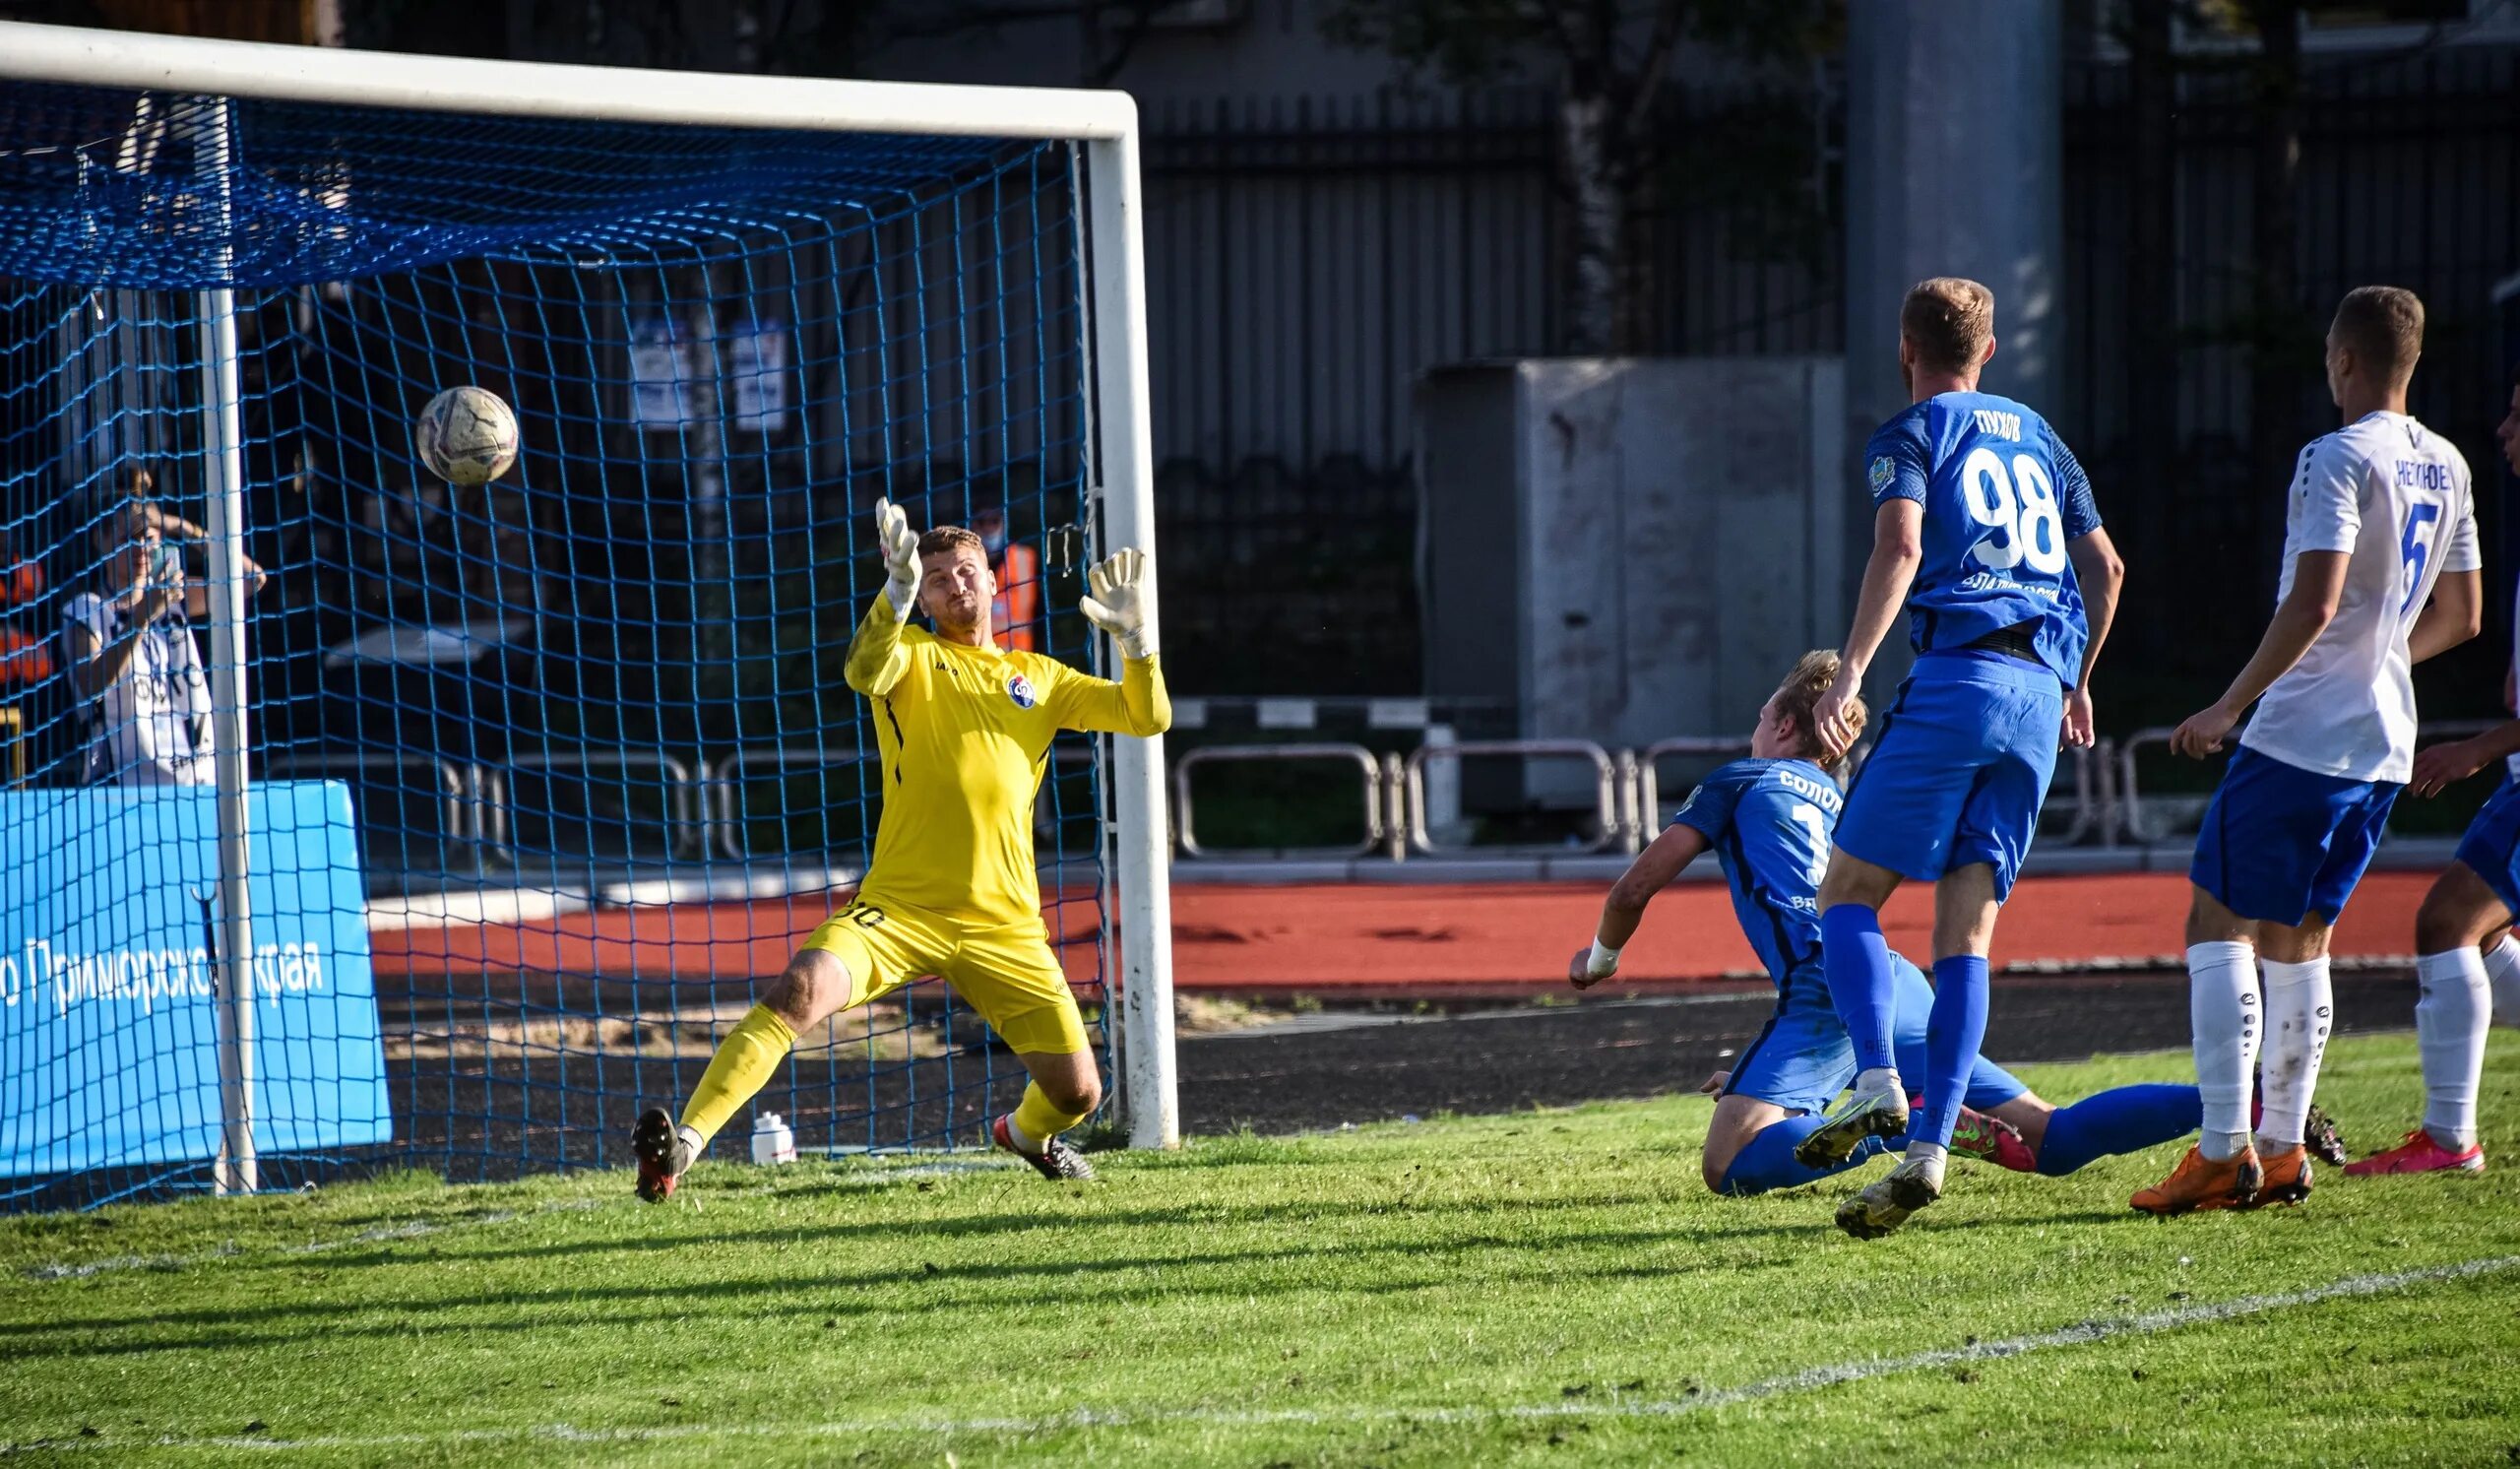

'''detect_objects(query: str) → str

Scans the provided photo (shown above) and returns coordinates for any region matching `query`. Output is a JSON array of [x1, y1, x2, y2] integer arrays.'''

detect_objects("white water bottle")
[[750, 1111, 796, 1166]]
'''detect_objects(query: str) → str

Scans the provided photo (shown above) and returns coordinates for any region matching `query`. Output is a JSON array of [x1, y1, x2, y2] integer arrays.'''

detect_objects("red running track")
[[369, 870, 2438, 996]]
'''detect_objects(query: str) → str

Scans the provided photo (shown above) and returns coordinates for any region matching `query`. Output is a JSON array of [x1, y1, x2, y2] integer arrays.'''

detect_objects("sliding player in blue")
[[1570, 651, 2196, 1196], [1799, 278, 2127, 1239]]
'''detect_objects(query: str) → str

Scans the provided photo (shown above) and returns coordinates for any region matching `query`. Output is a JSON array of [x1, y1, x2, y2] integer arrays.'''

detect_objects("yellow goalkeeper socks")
[[677, 1004, 797, 1149], [1007, 1080, 1090, 1152]]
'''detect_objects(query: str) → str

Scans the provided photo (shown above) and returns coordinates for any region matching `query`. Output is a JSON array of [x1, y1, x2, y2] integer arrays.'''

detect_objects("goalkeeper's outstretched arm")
[[1569, 823, 1711, 990], [1050, 546, 1171, 737], [1050, 655, 1171, 737], [843, 593, 913, 697], [845, 497, 921, 697]]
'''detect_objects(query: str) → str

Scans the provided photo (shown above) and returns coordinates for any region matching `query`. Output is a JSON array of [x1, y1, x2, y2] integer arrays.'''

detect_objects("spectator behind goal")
[[61, 470, 266, 786], [975, 505, 1040, 653]]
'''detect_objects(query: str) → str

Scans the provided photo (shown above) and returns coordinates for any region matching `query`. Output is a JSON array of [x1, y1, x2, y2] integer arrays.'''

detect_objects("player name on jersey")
[[1970, 409, 2024, 441]]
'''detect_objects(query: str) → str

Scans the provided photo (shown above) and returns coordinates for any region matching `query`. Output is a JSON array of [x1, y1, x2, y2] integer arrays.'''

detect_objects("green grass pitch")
[[5, 1034, 2520, 1465]]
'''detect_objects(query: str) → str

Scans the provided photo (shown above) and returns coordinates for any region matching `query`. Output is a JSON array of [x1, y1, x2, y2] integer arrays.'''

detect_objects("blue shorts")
[[1833, 650, 2064, 901], [2454, 775, 2520, 919], [2190, 744, 2400, 926], [1724, 954, 2028, 1118]]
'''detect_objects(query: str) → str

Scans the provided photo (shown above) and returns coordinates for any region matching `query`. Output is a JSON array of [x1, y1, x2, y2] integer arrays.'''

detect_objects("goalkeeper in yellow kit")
[[632, 500, 1169, 1197]]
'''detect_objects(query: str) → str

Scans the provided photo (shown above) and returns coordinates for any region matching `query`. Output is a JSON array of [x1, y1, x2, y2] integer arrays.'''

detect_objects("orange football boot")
[[2130, 1144, 2262, 1216], [2242, 1145, 2312, 1208]]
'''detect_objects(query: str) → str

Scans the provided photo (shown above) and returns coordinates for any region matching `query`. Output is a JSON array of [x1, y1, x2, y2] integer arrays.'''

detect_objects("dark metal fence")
[[2061, 45, 2520, 706], [1146, 47, 2520, 698]]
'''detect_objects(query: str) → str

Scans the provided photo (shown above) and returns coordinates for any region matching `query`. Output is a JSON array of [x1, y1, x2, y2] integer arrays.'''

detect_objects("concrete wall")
[[1418, 357, 1845, 769]]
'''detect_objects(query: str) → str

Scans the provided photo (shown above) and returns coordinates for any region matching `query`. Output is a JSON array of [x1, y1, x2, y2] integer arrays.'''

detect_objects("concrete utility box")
[[1416, 357, 1848, 798]]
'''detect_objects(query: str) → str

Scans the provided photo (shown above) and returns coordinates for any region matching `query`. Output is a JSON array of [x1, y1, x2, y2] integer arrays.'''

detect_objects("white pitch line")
[[18, 1253, 2514, 1455]]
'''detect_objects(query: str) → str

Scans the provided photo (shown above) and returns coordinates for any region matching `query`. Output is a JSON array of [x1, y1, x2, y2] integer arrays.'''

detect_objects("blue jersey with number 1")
[[1672, 757, 1841, 996], [1865, 391, 2101, 687]]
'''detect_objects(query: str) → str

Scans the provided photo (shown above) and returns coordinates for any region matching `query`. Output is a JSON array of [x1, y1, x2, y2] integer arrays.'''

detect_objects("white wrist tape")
[[1586, 939, 1620, 977]]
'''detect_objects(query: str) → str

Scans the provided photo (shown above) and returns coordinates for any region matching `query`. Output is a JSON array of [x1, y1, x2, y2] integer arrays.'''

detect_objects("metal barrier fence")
[[1634, 737, 1756, 843], [707, 746, 870, 862], [278, 715, 2520, 874], [1175, 736, 2123, 863], [278, 739, 1098, 875], [1404, 739, 1630, 857], [2112, 719, 2507, 846], [507, 749, 705, 861], [1173, 742, 1391, 860], [263, 748, 481, 869]]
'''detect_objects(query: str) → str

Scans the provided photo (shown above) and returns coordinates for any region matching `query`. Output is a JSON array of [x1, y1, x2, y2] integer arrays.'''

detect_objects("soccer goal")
[[0, 23, 1176, 1211]]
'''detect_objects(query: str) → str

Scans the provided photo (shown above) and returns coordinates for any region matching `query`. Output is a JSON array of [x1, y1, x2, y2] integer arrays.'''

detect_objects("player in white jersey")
[[2345, 365, 2520, 1176], [2136, 287, 2484, 1215]]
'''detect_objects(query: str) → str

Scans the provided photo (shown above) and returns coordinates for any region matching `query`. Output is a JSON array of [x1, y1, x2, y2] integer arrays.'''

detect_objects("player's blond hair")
[[1900, 277, 1994, 375], [2330, 286, 2425, 385], [1773, 650, 1862, 770], [916, 525, 985, 559]]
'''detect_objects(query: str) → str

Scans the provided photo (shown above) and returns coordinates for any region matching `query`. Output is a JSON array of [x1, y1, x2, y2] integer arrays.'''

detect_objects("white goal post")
[[0, 21, 1180, 1156]]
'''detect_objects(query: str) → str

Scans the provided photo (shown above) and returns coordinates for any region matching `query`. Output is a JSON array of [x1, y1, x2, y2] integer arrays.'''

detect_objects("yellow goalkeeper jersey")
[[843, 593, 1170, 926]]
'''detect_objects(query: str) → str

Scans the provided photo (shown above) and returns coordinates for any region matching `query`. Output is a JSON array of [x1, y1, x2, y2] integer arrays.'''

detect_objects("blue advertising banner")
[[0, 782, 389, 1179]]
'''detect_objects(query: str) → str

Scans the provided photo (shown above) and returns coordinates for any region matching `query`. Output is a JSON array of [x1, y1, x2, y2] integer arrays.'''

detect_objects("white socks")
[[1855, 1066, 1903, 1101], [2485, 933, 2520, 1028], [2256, 957, 2333, 1151], [2417, 947, 2491, 1151], [2188, 941, 2260, 1161]]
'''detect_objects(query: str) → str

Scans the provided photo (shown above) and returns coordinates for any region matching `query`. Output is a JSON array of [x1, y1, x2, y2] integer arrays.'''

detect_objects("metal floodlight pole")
[[193, 95, 258, 1195], [1087, 124, 1178, 1150]]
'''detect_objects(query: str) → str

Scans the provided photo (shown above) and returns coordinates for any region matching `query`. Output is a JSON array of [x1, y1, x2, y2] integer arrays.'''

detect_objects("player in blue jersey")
[[1571, 651, 2197, 1196], [1800, 279, 2126, 1239]]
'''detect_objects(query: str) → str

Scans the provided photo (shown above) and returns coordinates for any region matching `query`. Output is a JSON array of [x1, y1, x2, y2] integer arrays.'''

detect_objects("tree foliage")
[[1322, 0, 1840, 352]]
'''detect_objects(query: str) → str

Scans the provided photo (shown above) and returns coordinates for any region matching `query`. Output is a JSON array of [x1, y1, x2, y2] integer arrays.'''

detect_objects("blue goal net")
[[0, 83, 1120, 1210]]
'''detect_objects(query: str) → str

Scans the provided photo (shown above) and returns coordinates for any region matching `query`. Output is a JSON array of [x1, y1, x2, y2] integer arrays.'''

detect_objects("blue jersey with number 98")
[[1864, 391, 2101, 686]]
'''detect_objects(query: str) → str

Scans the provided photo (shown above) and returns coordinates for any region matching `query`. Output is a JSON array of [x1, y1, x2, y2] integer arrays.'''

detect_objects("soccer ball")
[[414, 385, 519, 485]]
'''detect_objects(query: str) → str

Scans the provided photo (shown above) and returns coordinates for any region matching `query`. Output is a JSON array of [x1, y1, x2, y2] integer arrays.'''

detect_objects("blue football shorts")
[[2454, 774, 2520, 920], [2190, 743, 2400, 927], [1724, 953, 2028, 1118], [1833, 649, 2065, 902]]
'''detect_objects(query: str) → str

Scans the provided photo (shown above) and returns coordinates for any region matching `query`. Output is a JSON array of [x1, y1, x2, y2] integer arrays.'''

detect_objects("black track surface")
[[1178, 969, 2421, 1135]]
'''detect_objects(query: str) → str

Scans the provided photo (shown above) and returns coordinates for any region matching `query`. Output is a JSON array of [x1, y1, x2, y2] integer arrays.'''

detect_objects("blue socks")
[[1919, 955, 1991, 1150], [1718, 1115, 1894, 1195], [1720, 1080, 2202, 1192], [2034, 1083, 2202, 1177], [1821, 905, 1899, 1075]]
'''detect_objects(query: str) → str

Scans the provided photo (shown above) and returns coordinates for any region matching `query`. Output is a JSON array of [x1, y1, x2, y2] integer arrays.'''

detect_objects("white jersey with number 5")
[[2240, 411, 2477, 784]]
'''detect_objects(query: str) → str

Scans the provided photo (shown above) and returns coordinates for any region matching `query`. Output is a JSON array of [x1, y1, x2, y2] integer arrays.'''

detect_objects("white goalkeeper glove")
[[874, 497, 919, 613], [1079, 546, 1155, 659]]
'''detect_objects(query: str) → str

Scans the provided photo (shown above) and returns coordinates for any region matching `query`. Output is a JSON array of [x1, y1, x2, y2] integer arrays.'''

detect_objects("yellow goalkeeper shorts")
[[796, 897, 1091, 1055]]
